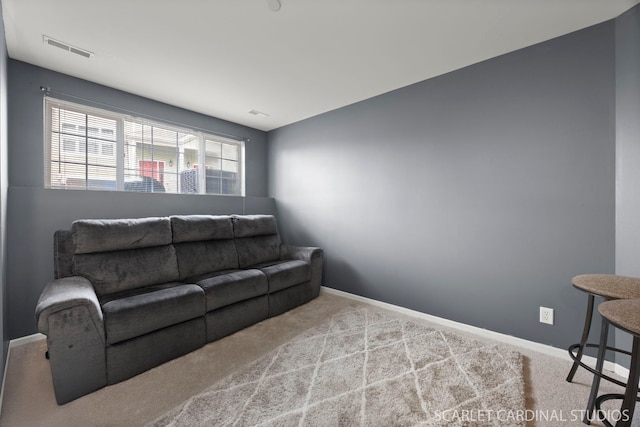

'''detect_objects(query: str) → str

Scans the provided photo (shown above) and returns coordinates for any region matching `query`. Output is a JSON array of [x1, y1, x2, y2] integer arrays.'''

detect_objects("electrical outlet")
[[540, 307, 554, 325]]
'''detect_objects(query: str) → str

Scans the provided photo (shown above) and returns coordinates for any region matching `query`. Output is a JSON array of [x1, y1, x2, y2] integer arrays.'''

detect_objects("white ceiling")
[[2, 0, 638, 131]]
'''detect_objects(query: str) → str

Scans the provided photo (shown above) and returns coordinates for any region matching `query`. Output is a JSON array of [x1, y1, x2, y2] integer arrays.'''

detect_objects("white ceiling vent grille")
[[43, 35, 93, 58], [248, 109, 270, 118]]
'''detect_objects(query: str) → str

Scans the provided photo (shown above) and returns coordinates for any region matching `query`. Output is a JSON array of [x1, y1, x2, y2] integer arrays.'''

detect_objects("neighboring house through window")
[[44, 97, 245, 196]]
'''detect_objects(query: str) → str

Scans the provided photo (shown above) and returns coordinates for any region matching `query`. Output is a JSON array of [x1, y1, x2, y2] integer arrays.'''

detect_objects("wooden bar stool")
[[567, 275, 640, 424], [590, 299, 640, 427]]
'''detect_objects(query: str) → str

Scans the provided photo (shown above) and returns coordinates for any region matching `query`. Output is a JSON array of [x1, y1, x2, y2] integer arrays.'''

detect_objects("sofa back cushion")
[[71, 218, 179, 296], [232, 215, 281, 268], [53, 230, 74, 279], [170, 215, 239, 280], [73, 217, 172, 254], [171, 215, 234, 243]]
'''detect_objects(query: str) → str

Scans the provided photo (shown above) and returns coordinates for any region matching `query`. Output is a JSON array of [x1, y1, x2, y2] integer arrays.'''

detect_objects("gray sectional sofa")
[[35, 214, 323, 404]]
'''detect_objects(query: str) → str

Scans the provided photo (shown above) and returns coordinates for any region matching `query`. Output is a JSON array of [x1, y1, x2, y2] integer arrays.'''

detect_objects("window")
[[45, 98, 244, 195]]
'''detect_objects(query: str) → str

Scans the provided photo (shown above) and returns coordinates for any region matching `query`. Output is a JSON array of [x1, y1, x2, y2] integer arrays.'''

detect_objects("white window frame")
[[44, 97, 246, 196]]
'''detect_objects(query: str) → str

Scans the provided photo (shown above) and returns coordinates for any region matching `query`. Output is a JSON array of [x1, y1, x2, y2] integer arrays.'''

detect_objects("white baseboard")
[[321, 286, 621, 375]]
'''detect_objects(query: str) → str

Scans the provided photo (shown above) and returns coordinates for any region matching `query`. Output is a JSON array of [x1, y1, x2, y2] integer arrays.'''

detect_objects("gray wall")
[[268, 22, 616, 349], [7, 61, 273, 339], [0, 4, 9, 378], [614, 5, 640, 368]]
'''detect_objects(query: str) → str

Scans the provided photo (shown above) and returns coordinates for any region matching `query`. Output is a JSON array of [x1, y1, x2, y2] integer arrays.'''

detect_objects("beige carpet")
[[149, 307, 524, 426], [0, 291, 632, 426]]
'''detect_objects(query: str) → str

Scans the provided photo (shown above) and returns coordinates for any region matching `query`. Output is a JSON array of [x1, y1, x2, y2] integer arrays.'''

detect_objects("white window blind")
[[44, 97, 245, 196]]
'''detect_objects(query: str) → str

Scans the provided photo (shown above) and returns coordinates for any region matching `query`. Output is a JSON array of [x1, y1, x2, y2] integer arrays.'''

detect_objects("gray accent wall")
[[7, 61, 273, 339], [614, 5, 640, 369], [268, 22, 616, 349]]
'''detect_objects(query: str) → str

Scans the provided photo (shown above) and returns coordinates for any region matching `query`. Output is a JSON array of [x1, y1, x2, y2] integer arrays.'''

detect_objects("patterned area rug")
[[149, 307, 525, 426]]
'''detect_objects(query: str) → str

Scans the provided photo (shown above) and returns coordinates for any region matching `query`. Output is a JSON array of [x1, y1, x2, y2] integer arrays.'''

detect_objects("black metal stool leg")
[[584, 316, 609, 425], [568, 294, 596, 382], [594, 336, 640, 427], [617, 336, 640, 427]]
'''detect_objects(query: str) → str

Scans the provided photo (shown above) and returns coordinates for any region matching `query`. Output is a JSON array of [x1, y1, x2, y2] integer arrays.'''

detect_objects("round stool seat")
[[573, 274, 640, 300], [599, 299, 640, 339]]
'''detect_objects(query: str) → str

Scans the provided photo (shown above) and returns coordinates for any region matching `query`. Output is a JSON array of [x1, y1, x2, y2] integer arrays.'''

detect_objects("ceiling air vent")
[[249, 109, 270, 118], [43, 36, 93, 59]]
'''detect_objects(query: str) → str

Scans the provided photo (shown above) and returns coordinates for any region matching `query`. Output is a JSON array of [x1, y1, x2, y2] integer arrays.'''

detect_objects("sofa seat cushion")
[[255, 260, 311, 293], [193, 269, 268, 311], [100, 283, 205, 345]]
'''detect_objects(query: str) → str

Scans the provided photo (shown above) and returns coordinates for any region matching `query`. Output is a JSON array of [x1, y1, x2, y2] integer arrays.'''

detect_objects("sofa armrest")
[[35, 276, 108, 404], [36, 276, 105, 342], [280, 244, 322, 262], [281, 245, 324, 298]]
